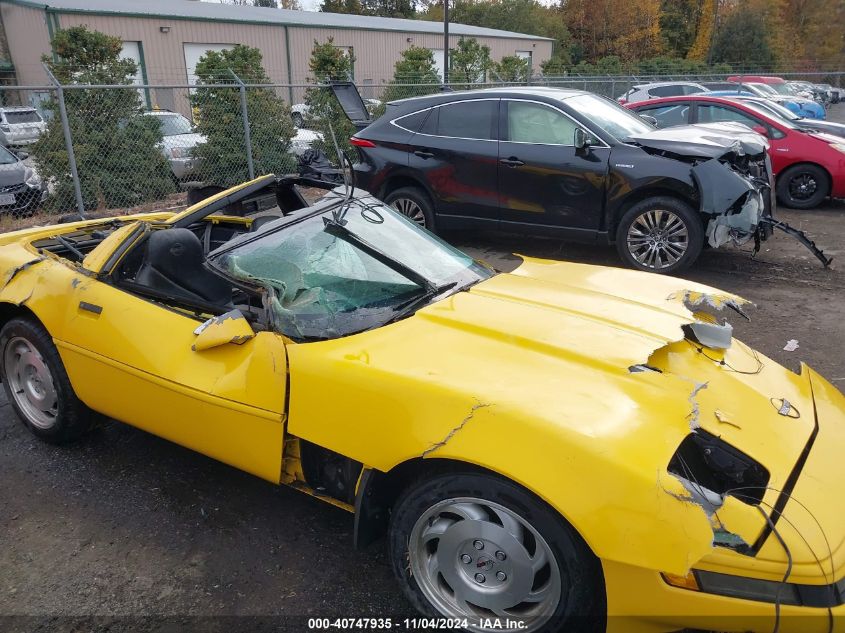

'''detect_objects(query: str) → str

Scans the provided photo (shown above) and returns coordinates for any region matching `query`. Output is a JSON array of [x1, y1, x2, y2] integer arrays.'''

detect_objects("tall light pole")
[[443, 0, 449, 85]]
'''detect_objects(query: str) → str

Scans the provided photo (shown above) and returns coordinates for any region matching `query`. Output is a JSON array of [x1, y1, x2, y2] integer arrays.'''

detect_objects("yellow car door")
[[54, 225, 288, 483]]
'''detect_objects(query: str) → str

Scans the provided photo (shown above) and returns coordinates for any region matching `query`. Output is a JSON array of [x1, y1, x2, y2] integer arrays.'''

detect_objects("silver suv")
[[0, 107, 46, 147], [617, 82, 707, 104]]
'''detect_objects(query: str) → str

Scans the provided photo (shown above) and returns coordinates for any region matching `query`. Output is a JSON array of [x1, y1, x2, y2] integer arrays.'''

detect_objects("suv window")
[[3, 110, 42, 124], [395, 109, 430, 133], [506, 100, 578, 145], [435, 100, 496, 140], [648, 85, 684, 97], [638, 103, 689, 128]]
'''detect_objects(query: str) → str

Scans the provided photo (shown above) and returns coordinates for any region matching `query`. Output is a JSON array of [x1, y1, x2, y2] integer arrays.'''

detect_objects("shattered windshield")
[[211, 199, 492, 341]]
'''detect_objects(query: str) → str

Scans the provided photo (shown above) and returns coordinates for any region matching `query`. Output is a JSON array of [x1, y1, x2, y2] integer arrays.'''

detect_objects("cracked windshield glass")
[[213, 199, 492, 340]]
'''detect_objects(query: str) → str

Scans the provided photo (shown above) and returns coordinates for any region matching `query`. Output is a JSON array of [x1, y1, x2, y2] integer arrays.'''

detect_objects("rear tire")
[[384, 186, 436, 231], [0, 317, 97, 444], [615, 197, 703, 274], [389, 471, 605, 633], [776, 164, 829, 209]]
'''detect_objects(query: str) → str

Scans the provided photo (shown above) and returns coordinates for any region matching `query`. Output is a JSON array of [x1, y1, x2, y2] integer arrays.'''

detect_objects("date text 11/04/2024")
[[307, 618, 526, 629]]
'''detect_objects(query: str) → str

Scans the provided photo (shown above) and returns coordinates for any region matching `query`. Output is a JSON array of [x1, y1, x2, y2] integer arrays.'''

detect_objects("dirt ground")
[[2, 105, 845, 632]]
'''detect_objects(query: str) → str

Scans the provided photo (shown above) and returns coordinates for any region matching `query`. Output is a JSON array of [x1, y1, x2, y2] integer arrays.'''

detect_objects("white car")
[[617, 82, 707, 104], [145, 110, 205, 180], [0, 107, 47, 148], [146, 110, 320, 181]]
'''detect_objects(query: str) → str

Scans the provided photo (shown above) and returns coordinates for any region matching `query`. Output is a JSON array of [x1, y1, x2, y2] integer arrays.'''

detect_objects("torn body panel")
[[691, 158, 765, 249], [287, 258, 821, 576]]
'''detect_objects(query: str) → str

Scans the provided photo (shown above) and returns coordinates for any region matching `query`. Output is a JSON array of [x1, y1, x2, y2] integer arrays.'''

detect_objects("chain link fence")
[[0, 69, 841, 219]]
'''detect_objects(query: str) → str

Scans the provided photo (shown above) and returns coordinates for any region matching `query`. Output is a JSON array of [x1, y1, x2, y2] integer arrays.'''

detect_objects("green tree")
[[32, 26, 173, 212], [361, 0, 415, 17], [540, 55, 570, 76], [190, 44, 296, 188], [659, 0, 703, 58], [418, 0, 573, 63], [319, 0, 362, 13], [493, 55, 530, 82], [449, 37, 493, 87], [381, 46, 441, 103], [710, 6, 776, 70], [304, 38, 357, 157]]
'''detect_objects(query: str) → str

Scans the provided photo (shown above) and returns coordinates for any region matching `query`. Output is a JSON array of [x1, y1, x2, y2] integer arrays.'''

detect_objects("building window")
[[333, 46, 355, 81], [121, 41, 150, 108], [183, 43, 233, 85], [515, 50, 533, 76]]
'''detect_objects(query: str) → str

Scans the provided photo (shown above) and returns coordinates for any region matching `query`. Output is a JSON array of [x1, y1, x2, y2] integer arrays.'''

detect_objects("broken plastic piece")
[[669, 289, 751, 321], [712, 527, 750, 550], [760, 216, 832, 268], [686, 320, 733, 350], [192, 309, 256, 351]]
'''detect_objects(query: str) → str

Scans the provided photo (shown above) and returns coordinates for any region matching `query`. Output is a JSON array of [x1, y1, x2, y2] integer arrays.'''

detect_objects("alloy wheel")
[[4, 336, 58, 429], [626, 209, 689, 270], [409, 497, 562, 632], [390, 198, 427, 226], [788, 173, 817, 202]]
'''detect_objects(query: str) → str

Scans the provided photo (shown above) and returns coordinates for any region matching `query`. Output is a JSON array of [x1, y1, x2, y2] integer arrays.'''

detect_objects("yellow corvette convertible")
[[0, 174, 843, 633]]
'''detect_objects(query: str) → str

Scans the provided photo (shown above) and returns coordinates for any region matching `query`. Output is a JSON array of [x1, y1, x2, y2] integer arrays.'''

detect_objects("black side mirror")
[[574, 128, 592, 151], [639, 114, 658, 126]]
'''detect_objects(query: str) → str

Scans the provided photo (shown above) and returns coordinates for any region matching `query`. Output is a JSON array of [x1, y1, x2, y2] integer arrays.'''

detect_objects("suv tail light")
[[350, 137, 376, 148]]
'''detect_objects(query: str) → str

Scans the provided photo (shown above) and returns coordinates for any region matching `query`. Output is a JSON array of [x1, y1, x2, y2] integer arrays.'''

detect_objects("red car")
[[627, 95, 845, 209]]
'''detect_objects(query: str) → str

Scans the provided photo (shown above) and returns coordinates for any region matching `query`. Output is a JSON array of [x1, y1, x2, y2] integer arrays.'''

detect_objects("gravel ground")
[[2, 103, 845, 632]]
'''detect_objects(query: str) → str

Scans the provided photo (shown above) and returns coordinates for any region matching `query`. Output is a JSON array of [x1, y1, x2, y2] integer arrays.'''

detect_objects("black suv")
[[344, 86, 772, 273]]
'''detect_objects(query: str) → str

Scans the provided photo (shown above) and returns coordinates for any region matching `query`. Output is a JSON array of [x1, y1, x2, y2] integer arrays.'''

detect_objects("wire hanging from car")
[[731, 492, 835, 631], [684, 338, 764, 375], [756, 505, 792, 633]]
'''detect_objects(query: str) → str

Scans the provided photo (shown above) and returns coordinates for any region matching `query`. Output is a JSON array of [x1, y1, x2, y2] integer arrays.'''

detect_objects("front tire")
[[389, 472, 605, 633], [0, 317, 97, 444], [776, 164, 829, 209], [384, 186, 436, 231], [615, 197, 703, 274], [292, 112, 304, 128]]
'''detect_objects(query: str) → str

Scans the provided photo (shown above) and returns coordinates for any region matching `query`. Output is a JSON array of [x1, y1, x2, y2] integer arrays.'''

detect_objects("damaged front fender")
[[691, 159, 764, 249]]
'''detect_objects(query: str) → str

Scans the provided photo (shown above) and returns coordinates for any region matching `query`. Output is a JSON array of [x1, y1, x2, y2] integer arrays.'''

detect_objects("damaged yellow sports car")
[[0, 174, 843, 633]]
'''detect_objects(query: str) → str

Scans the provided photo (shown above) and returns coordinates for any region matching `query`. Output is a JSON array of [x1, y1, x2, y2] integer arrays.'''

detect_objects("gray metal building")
[[0, 0, 553, 102]]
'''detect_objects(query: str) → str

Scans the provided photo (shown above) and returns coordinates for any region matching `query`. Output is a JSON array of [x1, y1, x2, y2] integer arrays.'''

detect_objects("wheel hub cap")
[[626, 209, 689, 270], [4, 336, 58, 429], [789, 174, 817, 201], [409, 498, 561, 632], [390, 198, 426, 226]]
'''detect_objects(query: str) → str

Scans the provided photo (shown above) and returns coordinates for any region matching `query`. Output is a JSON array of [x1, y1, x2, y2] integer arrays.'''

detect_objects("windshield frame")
[[207, 193, 494, 341]]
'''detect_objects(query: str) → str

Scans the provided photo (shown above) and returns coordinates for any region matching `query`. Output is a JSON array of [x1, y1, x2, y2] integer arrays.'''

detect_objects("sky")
[[202, 0, 322, 12]]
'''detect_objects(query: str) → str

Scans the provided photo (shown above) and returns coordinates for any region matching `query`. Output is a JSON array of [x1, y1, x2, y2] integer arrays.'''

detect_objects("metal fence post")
[[43, 63, 85, 217], [230, 69, 255, 181]]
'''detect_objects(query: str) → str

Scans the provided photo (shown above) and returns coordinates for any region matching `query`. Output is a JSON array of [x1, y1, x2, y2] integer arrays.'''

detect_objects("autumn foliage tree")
[[562, 0, 661, 62]]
